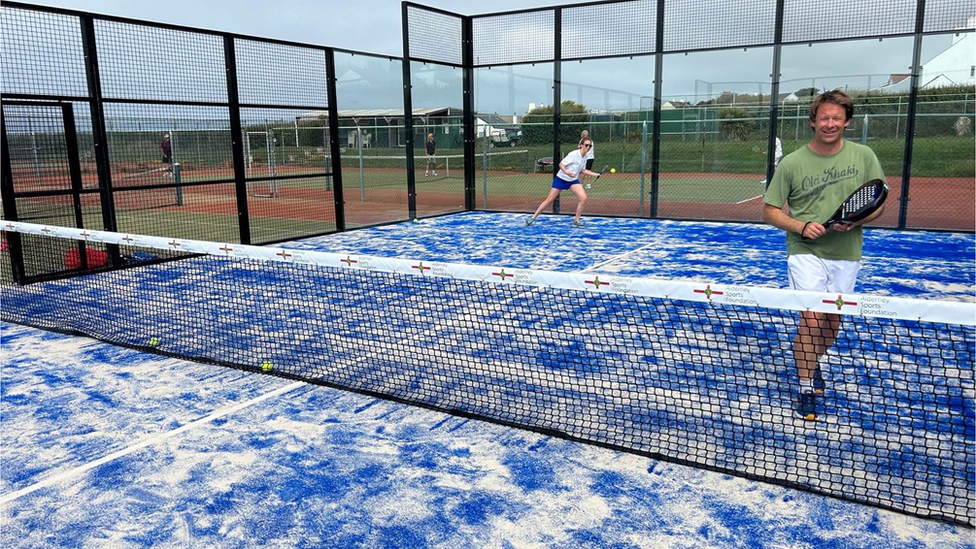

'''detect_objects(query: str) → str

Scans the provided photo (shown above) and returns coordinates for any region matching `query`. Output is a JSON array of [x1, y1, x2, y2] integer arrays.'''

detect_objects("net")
[[1, 221, 973, 526], [350, 149, 532, 188]]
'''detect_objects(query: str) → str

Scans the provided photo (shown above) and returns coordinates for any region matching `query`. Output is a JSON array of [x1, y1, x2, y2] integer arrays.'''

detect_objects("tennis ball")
[[413, 218, 420, 223], [261, 361, 273, 373], [610, 168, 616, 174], [148, 337, 159, 347]]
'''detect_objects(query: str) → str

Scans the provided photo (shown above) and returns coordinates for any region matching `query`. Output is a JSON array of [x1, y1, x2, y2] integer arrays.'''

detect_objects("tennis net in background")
[[1, 221, 973, 526], [351, 149, 532, 186]]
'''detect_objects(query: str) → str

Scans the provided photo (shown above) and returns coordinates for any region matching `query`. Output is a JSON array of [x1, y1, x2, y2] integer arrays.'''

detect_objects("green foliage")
[[719, 108, 756, 141], [521, 101, 589, 145]]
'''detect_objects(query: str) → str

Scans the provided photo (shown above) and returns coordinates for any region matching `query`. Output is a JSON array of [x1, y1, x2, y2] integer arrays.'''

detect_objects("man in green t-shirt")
[[762, 90, 886, 422]]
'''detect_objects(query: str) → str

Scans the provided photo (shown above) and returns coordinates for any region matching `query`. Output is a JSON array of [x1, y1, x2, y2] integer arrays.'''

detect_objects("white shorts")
[[787, 254, 860, 293]]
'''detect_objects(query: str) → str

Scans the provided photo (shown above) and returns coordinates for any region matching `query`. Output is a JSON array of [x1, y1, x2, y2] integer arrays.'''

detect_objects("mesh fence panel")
[[472, 10, 555, 66], [923, 0, 976, 32], [664, 0, 775, 51], [0, 7, 88, 97], [407, 6, 463, 66], [235, 39, 329, 108], [562, 1, 657, 58], [783, 0, 917, 43], [93, 20, 227, 103]]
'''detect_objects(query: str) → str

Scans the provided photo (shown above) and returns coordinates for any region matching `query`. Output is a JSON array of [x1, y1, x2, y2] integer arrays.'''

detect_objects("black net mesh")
[[665, 0, 776, 51], [472, 10, 555, 66], [407, 6, 463, 66], [783, 0, 917, 43], [235, 39, 329, 108], [923, 0, 976, 33], [93, 20, 227, 103], [0, 7, 88, 97], [1, 222, 973, 526], [563, 1, 657, 59]]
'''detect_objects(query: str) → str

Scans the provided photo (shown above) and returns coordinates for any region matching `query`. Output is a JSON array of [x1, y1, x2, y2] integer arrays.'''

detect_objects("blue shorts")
[[552, 177, 580, 190]]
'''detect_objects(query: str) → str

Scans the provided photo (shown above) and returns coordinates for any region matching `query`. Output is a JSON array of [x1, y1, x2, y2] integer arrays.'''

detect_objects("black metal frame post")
[[0, 111, 26, 285], [324, 48, 346, 231], [552, 8, 562, 215], [79, 14, 120, 265], [60, 102, 89, 267], [765, 0, 785, 188], [648, 0, 665, 218], [462, 16, 477, 210], [898, 0, 926, 229], [223, 35, 252, 244], [401, 2, 418, 220]]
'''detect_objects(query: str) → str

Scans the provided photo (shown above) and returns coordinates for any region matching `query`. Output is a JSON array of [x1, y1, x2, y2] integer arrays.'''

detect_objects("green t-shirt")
[[763, 140, 885, 260]]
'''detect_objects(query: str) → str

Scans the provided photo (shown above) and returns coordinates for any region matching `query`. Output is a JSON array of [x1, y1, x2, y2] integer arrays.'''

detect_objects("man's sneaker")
[[813, 368, 825, 395], [795, 391, 817, 421], [432, 172, 438, 176], [524, 218, 534, 226], [573, 219, 585, 227], [424, 172, 429, 176]]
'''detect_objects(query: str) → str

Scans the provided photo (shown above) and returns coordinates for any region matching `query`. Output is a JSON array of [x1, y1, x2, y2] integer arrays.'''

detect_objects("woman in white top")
[[525, 138, 600, 227]]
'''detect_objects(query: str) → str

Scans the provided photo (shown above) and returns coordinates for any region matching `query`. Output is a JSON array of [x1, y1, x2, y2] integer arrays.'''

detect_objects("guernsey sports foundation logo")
[[825, 295, 857, 311], [693, 284, 723, 300]]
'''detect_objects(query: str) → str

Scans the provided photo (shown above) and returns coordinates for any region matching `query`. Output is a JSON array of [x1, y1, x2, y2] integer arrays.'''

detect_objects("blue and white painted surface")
[[1, 213, 973, 548], [2, 322, 973, 549]]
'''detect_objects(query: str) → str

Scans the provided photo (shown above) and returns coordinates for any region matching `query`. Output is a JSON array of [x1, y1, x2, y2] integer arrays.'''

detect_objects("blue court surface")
[[1, 213, 973, 548]]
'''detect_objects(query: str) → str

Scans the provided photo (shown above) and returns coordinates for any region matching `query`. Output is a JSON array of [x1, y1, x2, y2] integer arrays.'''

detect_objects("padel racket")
[[823, 178, 888, 228], [585, 165, 609, 189]]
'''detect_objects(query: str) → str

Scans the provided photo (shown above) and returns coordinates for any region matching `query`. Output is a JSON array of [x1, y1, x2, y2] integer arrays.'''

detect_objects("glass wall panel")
[[333, 52, 407, 227], [559, 56, 656, 217], [411, 61, 464, 217], [780, 37, 915, 228], [659, 47, 773, 221], [907, 32, 975, 230], [475, 63, 554, 212]]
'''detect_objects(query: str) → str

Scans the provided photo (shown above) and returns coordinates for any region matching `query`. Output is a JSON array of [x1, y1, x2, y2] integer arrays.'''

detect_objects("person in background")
[[425, 133, 437, 176], [160, 134, 173, 176], [762, 90, 886, 422], [760, 136, 783, 185]]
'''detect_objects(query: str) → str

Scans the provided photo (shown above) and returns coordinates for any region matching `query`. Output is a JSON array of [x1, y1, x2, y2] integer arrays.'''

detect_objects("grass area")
[[348, 135, 974, 178]]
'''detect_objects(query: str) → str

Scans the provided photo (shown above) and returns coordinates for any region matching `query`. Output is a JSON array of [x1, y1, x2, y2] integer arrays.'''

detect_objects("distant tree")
[[521, 100, 589, 145], [719, 108, 755, 141]]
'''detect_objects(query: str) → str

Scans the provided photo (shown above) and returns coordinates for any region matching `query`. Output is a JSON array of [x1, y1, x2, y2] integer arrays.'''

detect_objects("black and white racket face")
[[842, 184, 880, 216], [826, 179, 888, 226]]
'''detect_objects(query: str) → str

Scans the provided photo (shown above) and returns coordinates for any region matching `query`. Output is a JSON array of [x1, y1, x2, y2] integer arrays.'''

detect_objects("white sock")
[[799, 380, 813, 394]]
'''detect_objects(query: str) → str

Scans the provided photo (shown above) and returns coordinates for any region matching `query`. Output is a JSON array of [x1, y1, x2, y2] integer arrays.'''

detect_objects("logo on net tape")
[[824, 294, 858, 311]]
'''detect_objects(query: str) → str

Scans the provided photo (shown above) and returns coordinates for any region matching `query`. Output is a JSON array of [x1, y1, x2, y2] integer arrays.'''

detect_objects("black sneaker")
[[795, 391, 817, 421], [813, 368, 825, 395]]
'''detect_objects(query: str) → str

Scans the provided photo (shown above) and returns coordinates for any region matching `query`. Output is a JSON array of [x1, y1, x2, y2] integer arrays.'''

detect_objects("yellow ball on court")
[[413, 218, 420, 223], [610, 168, 616, 174], [261, 361, 273, 373], [148, 337, 159, 347]]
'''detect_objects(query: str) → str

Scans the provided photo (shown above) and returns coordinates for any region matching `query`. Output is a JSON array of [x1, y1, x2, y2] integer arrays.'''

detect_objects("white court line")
[[0, 381, 305, 505], [736, 193, 765, 205], [585, 241, 660, 272]]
